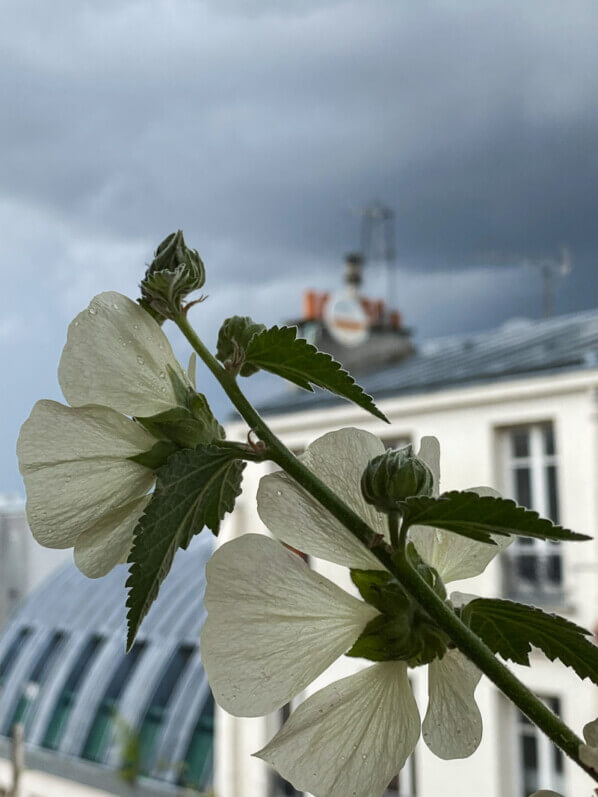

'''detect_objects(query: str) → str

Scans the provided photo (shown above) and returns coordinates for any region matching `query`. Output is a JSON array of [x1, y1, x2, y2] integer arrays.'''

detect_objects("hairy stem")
[[175, 312, 597, 783]]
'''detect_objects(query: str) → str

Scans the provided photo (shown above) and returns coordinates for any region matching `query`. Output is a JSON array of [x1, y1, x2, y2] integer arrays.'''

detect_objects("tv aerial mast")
[[516, 248, 573, 318], [481, 246, 573, 318], [359, 202, 397, 307]]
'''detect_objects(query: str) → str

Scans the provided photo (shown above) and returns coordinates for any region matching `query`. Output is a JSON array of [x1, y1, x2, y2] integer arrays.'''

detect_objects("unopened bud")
[[140, 230, 205, 319], [361, 445, 434, 512], [216, 316, 266, 376]]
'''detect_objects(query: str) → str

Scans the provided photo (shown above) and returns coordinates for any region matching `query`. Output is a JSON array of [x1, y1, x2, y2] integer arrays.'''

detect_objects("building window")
[[517, 697, 564, 797], [6, 631, 65, 736], [385, 753, 416, 796], [42, 635, 103, 751], [0, 628, 31, 693], [136, 645, 194, 776], [271, 703, 301, 797], [500, 423, 563, 602], [81, 641, 146, 762], [179, 690, 214, 790]]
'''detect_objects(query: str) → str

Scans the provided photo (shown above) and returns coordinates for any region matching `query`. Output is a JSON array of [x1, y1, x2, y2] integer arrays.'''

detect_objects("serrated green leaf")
[[125, 444, 245, 649], [244, 325, 389, 423], [401, 490, 590, 544], [462, 598, 598, 684]]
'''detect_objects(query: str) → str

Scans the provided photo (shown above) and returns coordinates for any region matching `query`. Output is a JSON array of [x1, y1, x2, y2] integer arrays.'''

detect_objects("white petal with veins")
[[256, 661, 420, 797], [257, 428, 387, 569], [74, 495, 150, 577], [17, 400, 155, 549], [58, 291, 189, 416], [200, 534, 377, 716], [411, 486, 512, 582], [422, 648, 483, 759]]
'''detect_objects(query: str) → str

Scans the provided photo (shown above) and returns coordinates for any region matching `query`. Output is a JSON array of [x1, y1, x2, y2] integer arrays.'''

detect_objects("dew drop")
[[133, 324, 139, 330], [74, 321, 80, 327], [159, 371, 166, 379], [361, 754, 367, 760], [160, 386, 167, 393], [112, 303, 119, 309], [136, 355, 145, 365], [276, 490, 282, 497], [88, 307, 97, 316]]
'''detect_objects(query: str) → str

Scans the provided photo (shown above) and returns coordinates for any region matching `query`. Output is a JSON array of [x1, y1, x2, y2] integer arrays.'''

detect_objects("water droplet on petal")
[[160, 386, 167, 393], [159, 371, 166, 379], [136, 355, 145, 365], [88, 307, 97, 315], [276, 490, 282, 497], [74, 321, 79, 327]]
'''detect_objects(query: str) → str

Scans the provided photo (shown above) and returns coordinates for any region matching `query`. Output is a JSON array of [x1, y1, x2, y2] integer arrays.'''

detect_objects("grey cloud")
[[2, 0, 598, 491]]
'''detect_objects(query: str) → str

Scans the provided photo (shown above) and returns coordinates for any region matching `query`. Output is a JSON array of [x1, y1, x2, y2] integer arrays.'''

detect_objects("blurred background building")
[[0, 254, 597, 797], [220, 254, 598, 797]]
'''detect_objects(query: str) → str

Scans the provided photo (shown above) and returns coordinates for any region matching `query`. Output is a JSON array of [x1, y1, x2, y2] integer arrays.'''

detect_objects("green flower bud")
[[361, 445, 434, 512], [348, 564, 449, 666], [216, 315, 266, 376], [140, 230, 206, 319]]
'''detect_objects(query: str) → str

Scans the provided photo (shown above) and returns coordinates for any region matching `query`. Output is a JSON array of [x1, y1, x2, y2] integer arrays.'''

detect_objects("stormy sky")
[[2, 0, 598, 492]]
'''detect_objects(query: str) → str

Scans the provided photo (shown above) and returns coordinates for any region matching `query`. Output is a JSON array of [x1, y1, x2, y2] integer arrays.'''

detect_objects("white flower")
[[529, 792, 565, 797], [580, 717, 598, 774], [17, 292, 190, 577], [200, 428, 511, 797], [58, 291, 189, 417]]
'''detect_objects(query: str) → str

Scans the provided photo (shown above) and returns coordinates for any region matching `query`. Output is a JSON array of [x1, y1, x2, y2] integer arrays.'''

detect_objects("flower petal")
[[200, 534, 377, 717], [256, 661, 420, 797], [17, 400, 155, 548], [580, 717, 598, 773], [411, 486, 512, 582], [257, 428, 387, 569], [74, 495, 150, 577], [58, 292, 189, 416], [528, 792, 564, 797], [422, 648, 482, 759], [417, 436, 440, 495]]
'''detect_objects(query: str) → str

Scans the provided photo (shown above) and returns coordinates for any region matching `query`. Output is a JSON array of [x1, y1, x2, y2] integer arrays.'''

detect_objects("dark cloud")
[[2, 0, 598, 490]]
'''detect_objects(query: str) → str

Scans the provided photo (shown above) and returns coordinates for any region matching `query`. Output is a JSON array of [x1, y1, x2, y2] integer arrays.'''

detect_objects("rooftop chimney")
[[344, 253, 363, 292]]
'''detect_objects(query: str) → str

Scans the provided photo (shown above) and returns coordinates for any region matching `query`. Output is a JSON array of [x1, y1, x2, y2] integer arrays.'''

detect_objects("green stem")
[[393, 535, 595, 777], [174, 312, 597, 783], [388, 512, 400, 549]]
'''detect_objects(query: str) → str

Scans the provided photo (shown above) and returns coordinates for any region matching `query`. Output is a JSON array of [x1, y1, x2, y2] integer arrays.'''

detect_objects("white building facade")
[[217, 313, 598, 797], [0, 497, 70, 630]]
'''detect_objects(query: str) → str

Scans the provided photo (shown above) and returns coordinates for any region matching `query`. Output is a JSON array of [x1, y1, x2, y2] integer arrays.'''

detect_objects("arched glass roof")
[[0, 533, 214, 794]]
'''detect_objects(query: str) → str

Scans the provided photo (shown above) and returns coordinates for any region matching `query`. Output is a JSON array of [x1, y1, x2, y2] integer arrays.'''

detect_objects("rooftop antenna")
[[478, 246, 573, 318], [359, 202, 396, 306], [521, 247, 573, 318]]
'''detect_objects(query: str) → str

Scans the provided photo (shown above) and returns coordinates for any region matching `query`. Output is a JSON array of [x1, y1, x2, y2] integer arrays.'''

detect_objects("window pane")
[[545, 465, 559, 523], [512, 430, 530, 458], [0, 628, 31, 690], [521, 735, 538, 797], [137, 646, 194, 776], [180, 692, 214, 790], [543, 424, 556, 456], [6, 632, 65, 736], [81, 642, 145, 762], [42, 636, 103, 751], [514, 467, 532, 508], [547, 554, 562, 585], [517, 555, 538, 584], [272, 704, 300, 797]]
